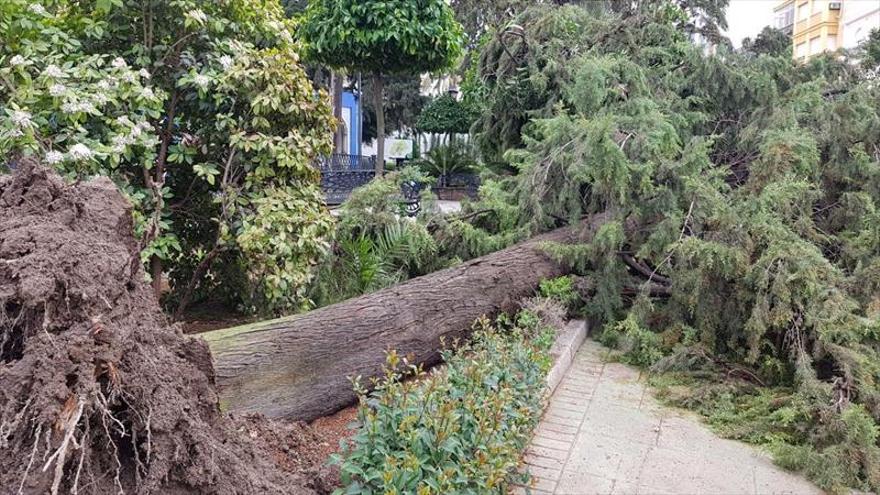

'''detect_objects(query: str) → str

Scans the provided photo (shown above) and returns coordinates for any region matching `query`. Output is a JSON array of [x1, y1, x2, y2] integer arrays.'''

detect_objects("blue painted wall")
[[341, 90, 361, 156]]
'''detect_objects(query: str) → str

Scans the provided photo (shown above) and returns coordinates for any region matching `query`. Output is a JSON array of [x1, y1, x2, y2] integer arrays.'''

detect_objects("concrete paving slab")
[[522, 339, 824, 495]]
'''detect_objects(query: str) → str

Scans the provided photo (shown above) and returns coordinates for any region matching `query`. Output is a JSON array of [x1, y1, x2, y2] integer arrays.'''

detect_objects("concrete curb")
[[545, 320, 588, 394]]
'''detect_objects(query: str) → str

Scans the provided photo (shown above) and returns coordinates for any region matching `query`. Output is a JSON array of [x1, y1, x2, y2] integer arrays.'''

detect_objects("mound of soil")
[[0, 160, 317, 494]]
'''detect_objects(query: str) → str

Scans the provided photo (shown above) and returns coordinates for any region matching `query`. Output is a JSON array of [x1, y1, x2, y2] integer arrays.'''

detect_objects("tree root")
[[42, 397, 84, 495]]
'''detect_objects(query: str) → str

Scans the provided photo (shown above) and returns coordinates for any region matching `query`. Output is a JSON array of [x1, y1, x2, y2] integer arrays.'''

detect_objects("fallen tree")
[[203, 214, 607, 421]]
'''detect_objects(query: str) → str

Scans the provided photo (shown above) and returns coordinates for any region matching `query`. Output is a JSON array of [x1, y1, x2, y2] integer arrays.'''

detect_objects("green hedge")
[[333, 311, 555, 494]]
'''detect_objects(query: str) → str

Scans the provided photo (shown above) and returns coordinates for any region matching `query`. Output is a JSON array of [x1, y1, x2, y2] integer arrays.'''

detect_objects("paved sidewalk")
[[517, 339, 822, 495]]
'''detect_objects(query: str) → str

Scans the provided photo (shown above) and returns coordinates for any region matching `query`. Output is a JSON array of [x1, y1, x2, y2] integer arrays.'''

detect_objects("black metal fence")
[[437, 172, 480, 190], [316, 155, 481, 205], [316, 153, 376, 172], [317, 154, 377, 205]]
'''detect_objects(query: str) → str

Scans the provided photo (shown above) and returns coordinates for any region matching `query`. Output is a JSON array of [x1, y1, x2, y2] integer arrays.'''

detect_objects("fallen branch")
[[619, 253, 672, 286]]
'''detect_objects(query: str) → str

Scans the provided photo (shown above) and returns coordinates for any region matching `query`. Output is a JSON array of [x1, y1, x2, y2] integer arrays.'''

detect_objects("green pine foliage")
[[454, 3, 880, 491]]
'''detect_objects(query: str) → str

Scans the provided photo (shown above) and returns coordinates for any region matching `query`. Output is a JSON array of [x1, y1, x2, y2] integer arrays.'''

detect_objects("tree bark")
[[331, 71, 345, 153], [373, 73, 385, 175], [202, 215, 606, 421]]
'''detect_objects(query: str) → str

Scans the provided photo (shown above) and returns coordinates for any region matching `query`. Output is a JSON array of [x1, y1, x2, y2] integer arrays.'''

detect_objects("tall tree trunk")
[[331, 71, 345, 153], [373, 72, 385, 175], [201, 214, 607, 421]]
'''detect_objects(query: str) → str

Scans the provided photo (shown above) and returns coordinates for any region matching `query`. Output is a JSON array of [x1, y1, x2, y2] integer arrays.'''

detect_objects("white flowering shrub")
[[0, 0, 335, 315]]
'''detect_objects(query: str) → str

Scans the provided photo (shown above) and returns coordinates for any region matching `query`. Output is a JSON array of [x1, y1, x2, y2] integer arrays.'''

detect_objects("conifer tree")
[[448, 4, 880, 491]]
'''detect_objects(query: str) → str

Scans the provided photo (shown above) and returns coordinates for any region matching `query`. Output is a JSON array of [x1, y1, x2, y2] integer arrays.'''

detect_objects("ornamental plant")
[[309, 167, 450, 307], [0, 0, 335, 315], [334, 310, 556, 494]]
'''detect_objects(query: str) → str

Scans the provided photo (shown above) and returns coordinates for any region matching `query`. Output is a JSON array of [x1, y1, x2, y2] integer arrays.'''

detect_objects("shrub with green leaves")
[[333, 312, 555, 494], [1, 0, 334, 316], [539, 276, 578, 310]]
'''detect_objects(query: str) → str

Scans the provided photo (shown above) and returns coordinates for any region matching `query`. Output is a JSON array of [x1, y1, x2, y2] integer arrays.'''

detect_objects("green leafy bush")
[[0, 0, 335, 316], [539, 276, 578, 310], [333, 313, 555, 494]]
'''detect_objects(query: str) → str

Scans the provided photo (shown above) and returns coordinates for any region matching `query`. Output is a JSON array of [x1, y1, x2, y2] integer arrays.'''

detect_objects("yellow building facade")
[[774, 0, 880, 61]]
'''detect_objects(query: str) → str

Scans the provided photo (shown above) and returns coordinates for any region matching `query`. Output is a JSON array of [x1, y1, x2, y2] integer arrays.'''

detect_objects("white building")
[[841, 0, 880, 50]]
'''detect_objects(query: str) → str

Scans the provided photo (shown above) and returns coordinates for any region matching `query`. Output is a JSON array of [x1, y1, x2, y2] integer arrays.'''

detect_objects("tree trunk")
[[332, 71, 345, 154], [201, 215, 606, 421], [373, 73, 385, 175]]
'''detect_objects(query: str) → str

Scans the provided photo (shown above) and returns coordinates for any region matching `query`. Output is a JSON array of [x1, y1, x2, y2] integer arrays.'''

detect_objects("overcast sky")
[[724, 0, 778, 48]]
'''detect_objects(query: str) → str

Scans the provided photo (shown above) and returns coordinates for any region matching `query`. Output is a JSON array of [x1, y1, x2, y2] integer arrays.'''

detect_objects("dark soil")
[[0, 161, 319, 494], [237, 407, 358, 494], [179, 300, 256, 335]]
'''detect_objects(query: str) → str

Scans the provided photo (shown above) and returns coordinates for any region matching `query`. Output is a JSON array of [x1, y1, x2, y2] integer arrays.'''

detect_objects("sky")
[[724, 0, 778, 48]]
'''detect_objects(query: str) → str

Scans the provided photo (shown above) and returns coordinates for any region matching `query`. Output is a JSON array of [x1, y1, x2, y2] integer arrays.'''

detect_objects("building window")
[[776, 7, 795, 29], [798, 2, 809, 20], [809, 35, 821, 55], [796, 42, 808, 58]]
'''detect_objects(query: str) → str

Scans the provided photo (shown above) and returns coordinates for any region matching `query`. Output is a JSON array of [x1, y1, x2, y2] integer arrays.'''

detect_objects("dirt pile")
[[0, 160, 317, 494]]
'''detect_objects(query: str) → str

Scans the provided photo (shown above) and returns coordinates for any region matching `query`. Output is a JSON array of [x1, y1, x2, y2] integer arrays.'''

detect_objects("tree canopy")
[[742, 26, 792, 58], [301, 0, 464, 75], [416, 93, 479, 135]]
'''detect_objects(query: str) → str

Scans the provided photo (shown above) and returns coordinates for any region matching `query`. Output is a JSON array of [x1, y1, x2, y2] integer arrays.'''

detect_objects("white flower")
[[112, 134, 132, 146], [140, 87, 154, 99], [121, 72, 136, 83], [186, 9, 207, 25], [111, 57, 127, 69], [11, 110, 33, 128], [9, 55, 26, 66], [45, 150, 64, 164], [92, 92, 109, 105], [192, 74, 210, 89], [61, 101, 93, 114], [130, 125, 142, 138], [49, 83, 66, 97], [97, 80, 111, 90], [139, 68, 151, 79], [68, 143, 93, 161], [219, 55, 233, 70], [28, 3, 47, 15], [43, 64, 64, 78]]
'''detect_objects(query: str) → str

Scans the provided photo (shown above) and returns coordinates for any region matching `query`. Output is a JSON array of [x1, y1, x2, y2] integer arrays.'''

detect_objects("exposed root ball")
[[0, 160, 314, 494]]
